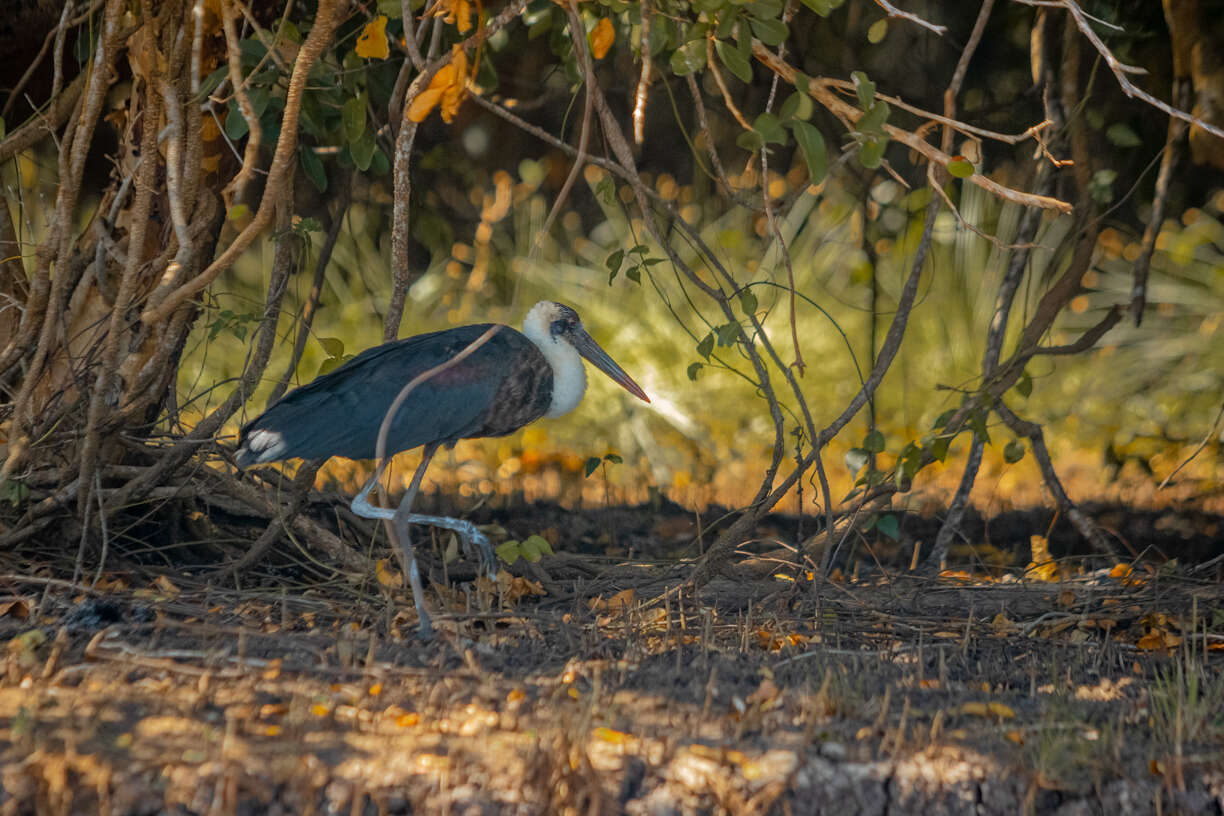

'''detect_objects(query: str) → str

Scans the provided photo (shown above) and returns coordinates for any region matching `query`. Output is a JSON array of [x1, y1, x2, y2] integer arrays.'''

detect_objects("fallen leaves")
[[1024, 535, 1059, 582], [958, 701, 1015, 721]]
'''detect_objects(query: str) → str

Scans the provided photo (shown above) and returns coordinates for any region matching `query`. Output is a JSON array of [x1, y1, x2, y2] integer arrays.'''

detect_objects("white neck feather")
[[522, 302, 588, 418]]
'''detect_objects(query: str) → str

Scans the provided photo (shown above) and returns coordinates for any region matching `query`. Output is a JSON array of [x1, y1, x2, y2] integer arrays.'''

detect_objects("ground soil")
[[1, 499, 1222, 815]]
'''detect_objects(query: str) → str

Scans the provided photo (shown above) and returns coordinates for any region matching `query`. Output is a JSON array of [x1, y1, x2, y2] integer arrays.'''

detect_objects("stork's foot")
[[400, 513, 498, 580]]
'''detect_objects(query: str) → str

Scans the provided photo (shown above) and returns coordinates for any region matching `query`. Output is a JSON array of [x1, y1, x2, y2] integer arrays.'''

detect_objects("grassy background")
[[181, 161, 1224, 512]]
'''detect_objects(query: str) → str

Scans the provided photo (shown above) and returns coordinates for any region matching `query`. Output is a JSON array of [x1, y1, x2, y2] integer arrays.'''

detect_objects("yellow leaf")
[[311, 704, 330, 717], [1024, 535, 1058, 582], [376, 558, 402, 587], [441, 46, 469, 123], [1109, 563, 1132, 580], [427, 0, 473, 33], [355, 15, 390, 60], [593, 726, 630, 744], [987, 702, 1015, 719], [153, 575, 181, 597], [590, 18, 614, 60], [589, 588, 635, 614], [407, 47, 470, 124], [960, 702, 988, 717], [1005, 729, 1025, 745], [1029, 534, 1051, 563], [991, 612, 1015, 633]]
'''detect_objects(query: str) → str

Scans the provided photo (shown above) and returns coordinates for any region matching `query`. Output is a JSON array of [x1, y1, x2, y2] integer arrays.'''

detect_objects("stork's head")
[[523, 301, 650, 406]]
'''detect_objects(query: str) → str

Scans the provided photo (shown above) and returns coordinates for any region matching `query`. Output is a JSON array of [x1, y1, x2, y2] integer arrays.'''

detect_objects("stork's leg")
[[351, 447, 498, 581], [350, 448, 438, 638]]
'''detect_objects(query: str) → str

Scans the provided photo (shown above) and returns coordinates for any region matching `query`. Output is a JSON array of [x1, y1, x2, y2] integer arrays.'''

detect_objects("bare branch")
[[141, 0, 343, 327], [750, 43, 1074, 213], [1057, 0, 1224, 141], [872, 0, 947, 35]]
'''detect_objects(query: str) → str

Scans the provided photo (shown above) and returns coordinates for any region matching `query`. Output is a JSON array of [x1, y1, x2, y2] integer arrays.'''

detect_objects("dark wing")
[[236, 324, 552, 465]]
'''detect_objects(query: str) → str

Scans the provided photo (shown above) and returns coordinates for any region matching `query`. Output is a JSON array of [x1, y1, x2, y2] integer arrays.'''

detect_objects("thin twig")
[[536, 2, 596, 252], [1158, 400, 1224, 490], [872, 0, 947, 35]]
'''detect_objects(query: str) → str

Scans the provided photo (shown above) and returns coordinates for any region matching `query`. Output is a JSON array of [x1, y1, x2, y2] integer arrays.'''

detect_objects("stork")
[[235, 301, 649, 636]]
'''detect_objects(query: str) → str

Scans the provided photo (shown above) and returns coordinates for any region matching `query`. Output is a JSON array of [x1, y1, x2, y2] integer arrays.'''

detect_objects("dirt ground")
[[1, 500, 1222, 815]]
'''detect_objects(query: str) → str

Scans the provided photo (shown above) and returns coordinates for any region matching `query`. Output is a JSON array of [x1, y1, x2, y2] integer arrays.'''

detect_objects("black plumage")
[[237, 324, 553, 465]]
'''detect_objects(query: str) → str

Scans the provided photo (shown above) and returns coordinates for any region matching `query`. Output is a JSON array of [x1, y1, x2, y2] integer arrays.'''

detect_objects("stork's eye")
[[550, 318, 573, 337]]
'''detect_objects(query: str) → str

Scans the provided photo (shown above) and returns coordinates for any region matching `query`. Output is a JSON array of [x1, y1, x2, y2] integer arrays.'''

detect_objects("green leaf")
[[1, 478, 28, 507], [521, 534, 553, 562], [715, 321, 741, 346], [867, 18, 888, 43], [625, 265, 641, 284], [318, 337, 346, 358], [1003, 439, 1026, 464], [1016, 370, 1033, 398], [779, 91, 813, 122], [495, 540, 521, 565], [875, 513, 900, 540], [739, 288, 758, 315], [225, 98, 249, 140], [199, 66, 228, 98], [1106, 122, 1142, 148], [851, 71, 875, 108], [791, 121, 827, 184], [932, 408, 957, 429], [844, 447, 870, 473], [606, 248, 624, 274], [528, 534, 554, 556], [317, 353, 353, 375], [753, 112, 787, 145], [648, 15, 670, 55], [863, 429, 885, 453], [799, 0, 840, 15], [859, 137, 886, 169], [748, 16, 788, 47], [350, 129, 376, 171], [968, 411, 991, 445], [736, 128, 765, 152], [746, 0, 783, 19], [594, 175, 615, 204], [857, 101, 890, 134], [669, 39, 707, 76], [247, 87, 270, 119], [715, 39, 753, 83], [697, 333, 715, 360], [584, 456, 602, 477], [947, 157, 975, 178], [299, 147, 327, 192], [227, 203, 249, 222], [930, 437, 950, 462], [716, 10, 739, 39], [604, 453, 623, 464], [687, 362, 703, 381], [342, 95, 366, 144]]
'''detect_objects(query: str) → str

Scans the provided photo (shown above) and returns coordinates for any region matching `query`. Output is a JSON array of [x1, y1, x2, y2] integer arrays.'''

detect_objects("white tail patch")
[[236, 429, 288, 467]]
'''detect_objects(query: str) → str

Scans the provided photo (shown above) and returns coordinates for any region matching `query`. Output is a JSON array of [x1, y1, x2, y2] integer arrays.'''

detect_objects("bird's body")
[[237, 324, 555, 465], [233, 301, 648, 638]]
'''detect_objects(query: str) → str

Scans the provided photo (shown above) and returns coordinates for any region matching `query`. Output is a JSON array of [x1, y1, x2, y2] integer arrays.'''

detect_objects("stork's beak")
[[572, 329, 650, 403]]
